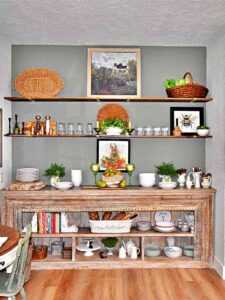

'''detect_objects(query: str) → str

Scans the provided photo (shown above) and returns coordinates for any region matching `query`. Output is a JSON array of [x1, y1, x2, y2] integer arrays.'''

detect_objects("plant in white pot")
[[196, 125, 210, 136], [100, 118, 127, 136], [155, 162, 177, 183], [44, 163, 66, 186]]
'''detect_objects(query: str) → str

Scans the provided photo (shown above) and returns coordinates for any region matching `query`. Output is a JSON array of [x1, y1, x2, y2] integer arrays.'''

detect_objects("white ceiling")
[[0, 0, 225, 46]]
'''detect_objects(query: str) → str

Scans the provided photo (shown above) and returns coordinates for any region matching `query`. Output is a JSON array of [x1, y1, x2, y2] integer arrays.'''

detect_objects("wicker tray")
[[166, 72, 208, 98], [14, 68, 64, 98], [97, 104, 129, 123]]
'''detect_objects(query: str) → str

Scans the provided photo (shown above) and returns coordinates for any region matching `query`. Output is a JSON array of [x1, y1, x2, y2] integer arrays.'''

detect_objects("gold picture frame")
[[87, 48, 141, 99]]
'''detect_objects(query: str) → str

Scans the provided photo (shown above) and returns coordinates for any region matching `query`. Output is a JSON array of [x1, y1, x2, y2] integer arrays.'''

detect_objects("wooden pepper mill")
[[173, 118, 182, 136], [35, 115, 41, 135]]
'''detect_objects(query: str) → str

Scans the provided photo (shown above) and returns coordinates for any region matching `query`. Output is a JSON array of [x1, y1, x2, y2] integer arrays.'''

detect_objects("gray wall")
[[11, 46, 206, 184], [206, 35, 225, 274]]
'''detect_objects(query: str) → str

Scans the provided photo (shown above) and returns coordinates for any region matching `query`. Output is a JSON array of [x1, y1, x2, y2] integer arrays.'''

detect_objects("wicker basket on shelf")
[[166, 72, 208, 98]]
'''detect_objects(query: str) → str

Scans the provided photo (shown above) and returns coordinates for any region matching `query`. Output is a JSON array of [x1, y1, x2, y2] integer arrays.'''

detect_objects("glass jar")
[[161, 126, 169, 136], [76, 123, 83, 135], [58, 123, 66, 135], [67, 123, 75, 135], [86, 123, 93, 135], [153, 126, 161, 136], [144, 126, 153, 136], [136, 126, 144, 136]]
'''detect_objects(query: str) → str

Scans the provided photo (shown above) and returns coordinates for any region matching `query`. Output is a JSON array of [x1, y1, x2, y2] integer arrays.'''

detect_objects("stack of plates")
[[16, 168, 39, 182], [154, 221, 176, 232], [158, 182, 177, 190]]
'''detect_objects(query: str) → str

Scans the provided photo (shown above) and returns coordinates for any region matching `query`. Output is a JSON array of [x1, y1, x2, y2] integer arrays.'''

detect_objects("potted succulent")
[[196, 125, 210, 136], [100, 118, 127, 135], [102, 237, 118, 256], [44, 163, 66, 186], [155, 162, 177, 182]]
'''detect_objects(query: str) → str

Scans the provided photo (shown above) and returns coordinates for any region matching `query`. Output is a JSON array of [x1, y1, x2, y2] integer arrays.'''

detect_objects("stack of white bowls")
[[71, 170, 82, 187], [139, 173, 156, 187], [155, 221, 176, 232], [16, 168, 39, 182]]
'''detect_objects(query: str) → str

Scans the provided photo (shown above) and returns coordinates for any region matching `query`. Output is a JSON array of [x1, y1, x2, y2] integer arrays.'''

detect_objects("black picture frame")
[[170, 107, 204, 135], [97, 139, 130, 172]]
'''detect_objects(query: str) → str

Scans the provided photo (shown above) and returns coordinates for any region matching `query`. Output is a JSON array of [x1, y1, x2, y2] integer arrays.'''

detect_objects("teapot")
[[185, 213, 194, 227]]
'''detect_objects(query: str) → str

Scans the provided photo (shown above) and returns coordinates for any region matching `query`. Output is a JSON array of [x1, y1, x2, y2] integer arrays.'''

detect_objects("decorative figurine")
[[176, 168, 187, 187], [201, 173, 212, 188]]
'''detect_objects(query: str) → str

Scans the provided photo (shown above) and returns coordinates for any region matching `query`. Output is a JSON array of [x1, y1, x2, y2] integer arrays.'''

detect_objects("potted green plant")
[[155, 162, 177, 182], [100, 118, 127, 135], [44, 163, 66, 186], [196, 125, 210, 136], [102, 237, 118, 256]]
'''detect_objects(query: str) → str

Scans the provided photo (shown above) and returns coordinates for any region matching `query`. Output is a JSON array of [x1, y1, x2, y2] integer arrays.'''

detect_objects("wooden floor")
[[1, 268, 225, 300]]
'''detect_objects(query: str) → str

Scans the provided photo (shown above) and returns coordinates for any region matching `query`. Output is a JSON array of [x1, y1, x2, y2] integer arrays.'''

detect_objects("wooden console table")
[[1, 187, 215, 270]]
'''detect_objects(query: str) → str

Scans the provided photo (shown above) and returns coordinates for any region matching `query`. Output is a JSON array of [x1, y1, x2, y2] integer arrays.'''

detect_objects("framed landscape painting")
[[87, 48, 141, 98], [170, 107, 204, 135], [97, 139, 130, 171]]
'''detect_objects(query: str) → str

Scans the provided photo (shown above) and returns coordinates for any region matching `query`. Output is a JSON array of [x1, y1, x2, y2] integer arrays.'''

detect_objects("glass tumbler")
[[76, 123, 83, 135], [153, 126, 161, 136], [67, 123, 75, 135], [58, 123, 66, 135], [144, 126, 153, 136], [87, 123, 93, 135], [161, 126, 169, 136], [136, 126, 144, 136]]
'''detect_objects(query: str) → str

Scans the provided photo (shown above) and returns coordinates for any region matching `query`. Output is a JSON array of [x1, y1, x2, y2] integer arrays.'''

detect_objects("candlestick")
[[8, 118, 11, 135], [96, 121, 100, 129], [128, 121, 132, 131]]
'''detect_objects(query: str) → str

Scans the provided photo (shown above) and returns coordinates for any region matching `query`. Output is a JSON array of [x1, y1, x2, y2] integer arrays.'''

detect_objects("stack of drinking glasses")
[[134, 126, 169, 136], [57, 123, 93, 135]]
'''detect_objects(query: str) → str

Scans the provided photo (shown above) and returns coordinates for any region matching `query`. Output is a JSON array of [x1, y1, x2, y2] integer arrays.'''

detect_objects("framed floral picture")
[[170, 107, 204, 135], [87, 48, 141, 98], [97, 139, 130, 171]]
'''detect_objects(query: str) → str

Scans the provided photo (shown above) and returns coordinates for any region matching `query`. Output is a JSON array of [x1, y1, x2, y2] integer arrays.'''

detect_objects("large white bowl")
[[54, 182, 73, 190], [139, 173, 156, 187], [106, 127, 123, 136], [139, 180, 155, 188], [158, 182, 177, 189], [196, 129, 210, 136], [164, 246, 182, 258], [156, 221, 175, 228]]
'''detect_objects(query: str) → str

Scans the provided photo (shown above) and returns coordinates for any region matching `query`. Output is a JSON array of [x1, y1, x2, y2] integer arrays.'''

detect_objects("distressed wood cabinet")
[[1, 187, 215, 270]]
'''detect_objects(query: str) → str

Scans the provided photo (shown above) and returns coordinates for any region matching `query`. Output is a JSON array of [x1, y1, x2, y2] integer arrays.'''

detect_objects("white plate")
[[158, 182, 177, 189], [0, 237, 8, 247], [154, 211, 172, 223], [154, 226, 177, 233]]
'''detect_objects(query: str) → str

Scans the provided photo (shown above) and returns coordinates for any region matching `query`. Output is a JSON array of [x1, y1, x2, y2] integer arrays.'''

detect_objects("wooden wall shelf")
[[4, 134, 212, 139], [4, 96, 213, 103]]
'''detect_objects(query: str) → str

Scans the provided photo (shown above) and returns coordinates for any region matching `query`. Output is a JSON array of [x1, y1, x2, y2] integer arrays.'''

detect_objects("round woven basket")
[[166, 72, 208, 98], [97, 104, 129, 123]]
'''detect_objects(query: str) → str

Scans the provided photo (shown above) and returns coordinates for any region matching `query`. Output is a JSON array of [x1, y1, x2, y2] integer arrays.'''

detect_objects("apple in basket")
[[102, 168, 123, 187]]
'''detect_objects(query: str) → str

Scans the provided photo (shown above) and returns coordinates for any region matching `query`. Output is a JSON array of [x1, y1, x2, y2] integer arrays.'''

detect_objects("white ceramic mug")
[[130, 245, 140, 259], [71, 170, 82, 187]]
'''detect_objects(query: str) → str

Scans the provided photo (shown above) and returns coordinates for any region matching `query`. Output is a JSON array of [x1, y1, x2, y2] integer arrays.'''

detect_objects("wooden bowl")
[[32, 245, 48, 260]]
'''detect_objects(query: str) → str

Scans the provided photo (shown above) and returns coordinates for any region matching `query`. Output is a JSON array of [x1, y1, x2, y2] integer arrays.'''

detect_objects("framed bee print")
[[170, 107, 204, 135]]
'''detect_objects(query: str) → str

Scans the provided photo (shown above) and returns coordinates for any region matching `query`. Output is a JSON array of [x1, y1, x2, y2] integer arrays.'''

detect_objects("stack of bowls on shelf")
[[71, 170, 82, 187], [16, 168, 39, 182], [136, 221, 151, 231], [139, 173, 156, 187], [154, 221, 176, 232], [164, 246, 182, 258]]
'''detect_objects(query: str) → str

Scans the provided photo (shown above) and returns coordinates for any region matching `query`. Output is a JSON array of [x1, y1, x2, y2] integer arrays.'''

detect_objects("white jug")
[[130, 245, 140, 259], [119, 246, 126, 259], [126, 239, 135, 256]]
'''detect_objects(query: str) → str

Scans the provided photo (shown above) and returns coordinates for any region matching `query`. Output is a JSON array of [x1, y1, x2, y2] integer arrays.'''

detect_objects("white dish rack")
[[89, 219, 135, 233]]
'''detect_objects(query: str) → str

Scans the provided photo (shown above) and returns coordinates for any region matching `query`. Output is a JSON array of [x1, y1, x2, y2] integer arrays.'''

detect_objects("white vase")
[[50, 176, 60, 186], [71, 170, 82, 187], [177, 174, 186, 187]]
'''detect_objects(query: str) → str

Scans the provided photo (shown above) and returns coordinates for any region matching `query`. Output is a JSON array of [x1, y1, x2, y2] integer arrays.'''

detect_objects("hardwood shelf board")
[[4, 96, 213, 103], [4, 134, 212, 139], [30, 227, 194, 238]]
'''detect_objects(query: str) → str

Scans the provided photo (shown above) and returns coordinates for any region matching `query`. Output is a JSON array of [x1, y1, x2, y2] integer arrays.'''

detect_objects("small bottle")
[[45, 115, 51, 135], [35, 115, 41, 135], [13, 114, 20, 135]]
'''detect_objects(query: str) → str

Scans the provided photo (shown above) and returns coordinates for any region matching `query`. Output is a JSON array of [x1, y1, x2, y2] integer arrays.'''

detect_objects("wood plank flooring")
[[1, 269, 225, 300]]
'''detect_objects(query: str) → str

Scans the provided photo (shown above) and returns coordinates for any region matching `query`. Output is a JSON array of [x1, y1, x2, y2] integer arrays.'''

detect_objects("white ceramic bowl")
[[145, 244, 161, 257], [106, 127, 123, 136], [139, 173, 155, 178], [164, 246, 182, 258], [137, 221, 151, 231], [139, 173, 156, 187], [196, 129, 209, 136], [54, 182, 73, 190], [155, 221, 175, 228], [158, 182, 177, 190], [183, 245, 194, 257]]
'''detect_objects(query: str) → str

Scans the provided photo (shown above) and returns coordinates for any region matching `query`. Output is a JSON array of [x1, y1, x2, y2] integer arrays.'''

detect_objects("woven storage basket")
[[166, 72, 208, 98], [97, 104, 129, 123], [89, 219, 134, 233]]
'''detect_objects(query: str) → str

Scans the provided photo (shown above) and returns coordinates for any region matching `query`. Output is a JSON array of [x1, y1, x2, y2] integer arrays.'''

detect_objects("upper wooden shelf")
[[4, 96, 213, 103]]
